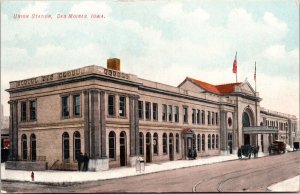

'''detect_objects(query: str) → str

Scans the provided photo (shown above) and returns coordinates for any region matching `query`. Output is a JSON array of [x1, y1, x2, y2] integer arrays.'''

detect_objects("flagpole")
[[235, 51, 237, 83], [254, 61, 257, 127]]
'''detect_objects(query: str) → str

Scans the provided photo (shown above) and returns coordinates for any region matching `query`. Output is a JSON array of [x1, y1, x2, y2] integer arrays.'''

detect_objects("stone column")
[[9, 100, 18, 161], [84, 90, 90, 155], [220, 110, 228, 155], [232, 111, 237, 153], [90, 90, 100, 159], [129, 95, 139, 166], [288, 119, 292, 146]]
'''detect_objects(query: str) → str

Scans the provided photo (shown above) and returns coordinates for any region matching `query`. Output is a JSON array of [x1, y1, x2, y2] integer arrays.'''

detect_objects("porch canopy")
[[243, 126, 279, 134]]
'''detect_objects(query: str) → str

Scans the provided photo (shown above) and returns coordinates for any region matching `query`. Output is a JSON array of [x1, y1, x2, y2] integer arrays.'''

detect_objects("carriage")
[[237, 145, 259, 159], [268, 140, 286, 155]]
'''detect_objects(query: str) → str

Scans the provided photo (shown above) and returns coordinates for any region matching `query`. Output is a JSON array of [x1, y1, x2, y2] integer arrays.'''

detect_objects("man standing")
[[77, 152, 83, 171], [83, 153, 89, 171]]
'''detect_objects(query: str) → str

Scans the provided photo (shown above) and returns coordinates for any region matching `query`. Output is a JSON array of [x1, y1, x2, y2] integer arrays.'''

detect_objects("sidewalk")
[[1, 153, 266, 184], [267, 175, 300, 192]]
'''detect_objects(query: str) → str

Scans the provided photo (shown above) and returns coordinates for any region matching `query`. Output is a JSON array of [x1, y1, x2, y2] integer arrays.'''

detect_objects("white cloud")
[[20, 2, 49, 14], [70, 1, 112, 16]]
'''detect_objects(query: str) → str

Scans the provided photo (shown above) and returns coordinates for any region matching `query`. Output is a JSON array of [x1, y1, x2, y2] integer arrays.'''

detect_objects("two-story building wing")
[[6, 58, 297, 171]]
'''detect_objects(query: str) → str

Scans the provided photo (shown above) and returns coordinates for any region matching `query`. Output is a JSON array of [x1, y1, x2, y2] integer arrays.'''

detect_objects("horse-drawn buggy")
[[237, 145, 259, 159], [268, 140, 286, 155]]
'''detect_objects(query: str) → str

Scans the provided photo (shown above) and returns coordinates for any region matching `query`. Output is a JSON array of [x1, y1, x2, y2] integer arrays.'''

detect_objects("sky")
[[1, 0, 299, 119]]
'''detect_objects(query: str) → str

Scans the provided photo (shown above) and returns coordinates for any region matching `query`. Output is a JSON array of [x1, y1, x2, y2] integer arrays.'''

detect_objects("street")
[[2, 151, 300, 193]]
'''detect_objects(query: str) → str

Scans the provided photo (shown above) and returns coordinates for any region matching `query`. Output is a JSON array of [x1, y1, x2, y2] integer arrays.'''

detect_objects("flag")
[[254, 62, 256, 81], [232, 52, 237, 73]]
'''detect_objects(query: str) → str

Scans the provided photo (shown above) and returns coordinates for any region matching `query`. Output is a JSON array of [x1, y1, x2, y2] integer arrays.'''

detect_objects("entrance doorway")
[[169, 133, 174, 161], [146, 132, 151, 163], [244, 134, 250, 145], [120, 131, 126, 166]]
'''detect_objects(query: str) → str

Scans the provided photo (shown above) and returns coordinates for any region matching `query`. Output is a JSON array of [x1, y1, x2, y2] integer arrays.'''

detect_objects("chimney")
[[107, 58, 120, 71]]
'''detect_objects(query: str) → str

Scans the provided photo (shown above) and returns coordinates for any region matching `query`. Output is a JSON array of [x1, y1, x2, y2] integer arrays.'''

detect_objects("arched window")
[[62, 132, 69, 160], [73, 131, 81, 161], [139, 132, 144, 156], [21, 134, 27, 160], [163, 133, 167, 154], [176, 133, 179, 153], [30, 134, 36, 161], [109, 131, 116, 159], [212, 134, 215, 149], [216, 135, 219, 149], [197, 134, 201, 151], [202, 134, 205, 151], [242, 112, 251, 127], [208, 134, 211, 149], [153, 133, 158, 155]]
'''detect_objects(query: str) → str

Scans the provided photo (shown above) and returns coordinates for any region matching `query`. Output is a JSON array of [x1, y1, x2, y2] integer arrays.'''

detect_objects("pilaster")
[[9, 100, 18, 161], [84, 90, 90, 155], [90, 90, 100, 159], [100, 91, 106, 158]]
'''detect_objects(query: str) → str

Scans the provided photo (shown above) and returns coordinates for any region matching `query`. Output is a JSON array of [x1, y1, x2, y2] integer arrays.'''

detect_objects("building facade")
[[6, 58, 298, 171]]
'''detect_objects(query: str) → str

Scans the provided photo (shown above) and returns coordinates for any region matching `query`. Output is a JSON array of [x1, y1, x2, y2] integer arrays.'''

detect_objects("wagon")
[[268, 140, 286, 155]]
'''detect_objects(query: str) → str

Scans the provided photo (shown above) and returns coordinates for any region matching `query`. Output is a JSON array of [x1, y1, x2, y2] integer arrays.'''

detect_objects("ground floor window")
[[202, 134, 205, 151], [73, 131, 81, 161], [212, 134, 215, 149], [176, 133, 179, 153], [30, 134, 36, 161], [21, 134, 27, 160], [197, 134, 201, 151], [62, 132, 69, 160], [163, 133, 167, 154], [216, 135, 219, 149], [208, 134, 211, 149], [139, 132, 144, 156], [109, 131, 116, 160]]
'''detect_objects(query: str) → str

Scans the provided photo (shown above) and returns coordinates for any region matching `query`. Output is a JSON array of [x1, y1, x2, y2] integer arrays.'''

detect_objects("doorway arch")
[[242, 107, 255, 145]]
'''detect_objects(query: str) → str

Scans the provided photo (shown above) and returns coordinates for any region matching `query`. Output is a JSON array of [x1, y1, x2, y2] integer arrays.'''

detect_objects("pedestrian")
[[83, 153, 89, 171], [77, 152, 83, 171], [31, 171, 34, 181]]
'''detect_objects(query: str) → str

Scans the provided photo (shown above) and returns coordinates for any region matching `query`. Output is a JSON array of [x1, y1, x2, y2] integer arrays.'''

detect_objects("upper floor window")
[[21, 101, 27, 122], [201, 110, 205, 124], [119, 96, 126, 117], [138, 101, 143, 119], [197, 110, 200, 124], [208, 111, 211, 125], [62, 96, 69, 117], [108, 95, 115, 116], [145, 102, 151, 120], [153, 103, 158, 121], [192, 109, 196, 124], [183, 107, 188, 123], [174, 106, 179, 123], [29, 100, 36, 121], [216, 113, 218, 125], [162, 104, 167, 121], [73, 95, 80, 116], [168, 105, 172, 122], [212, 112, 215, 125]]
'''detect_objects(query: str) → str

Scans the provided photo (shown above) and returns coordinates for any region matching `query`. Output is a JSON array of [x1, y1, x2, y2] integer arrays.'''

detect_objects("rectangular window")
[[73, 95, 80, 116], [197, 110, 200, 124], [153, 103, 158, 121], [216, 113, 218, 125], [212, 112, 215, 125], [108, 95, 115, 116], [192, 109, 196, 124], [119, 96, 126, 117], [174, 106, 179, 123], [168, 105, 172, 122], [208, 111, 211, 125], [138, 101, 143, 119], [21, 101, 27, 122], [183, 107, 188, 123], [29, 100, 36, 120], [145, 102, 151, 120], [62, 96, 69, 118], [176, 135, 179, 153], [162, 104, 167, 121], [202, 110, 205, 124]]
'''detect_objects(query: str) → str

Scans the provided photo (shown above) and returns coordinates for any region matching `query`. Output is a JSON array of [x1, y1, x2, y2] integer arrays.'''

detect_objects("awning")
[[243, 126, 279, 134], [182, 128, 194, 134]]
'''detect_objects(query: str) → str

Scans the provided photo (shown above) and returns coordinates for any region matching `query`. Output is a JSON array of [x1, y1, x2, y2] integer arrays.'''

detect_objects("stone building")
[[6, 58, 298, 171]]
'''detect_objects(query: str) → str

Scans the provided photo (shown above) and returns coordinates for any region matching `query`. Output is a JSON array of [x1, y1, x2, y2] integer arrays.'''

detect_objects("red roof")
[[187, 77, 241, 94]]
